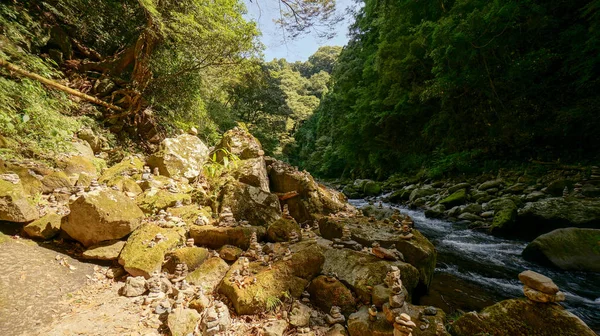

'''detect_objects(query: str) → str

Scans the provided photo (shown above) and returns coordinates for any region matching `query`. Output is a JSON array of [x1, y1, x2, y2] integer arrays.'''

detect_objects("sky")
[[243, 0, 356, 62]]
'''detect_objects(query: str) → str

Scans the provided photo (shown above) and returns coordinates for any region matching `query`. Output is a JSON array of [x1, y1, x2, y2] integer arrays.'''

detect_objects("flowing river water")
[[348, 198, 600, 333]]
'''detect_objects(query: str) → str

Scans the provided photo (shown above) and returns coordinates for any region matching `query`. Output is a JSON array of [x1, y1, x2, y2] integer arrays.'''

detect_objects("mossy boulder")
[[147, 134, 209, 180], [98, 156, 144, 184], [219, 241, 324, 315], [105, 176, 143, 195], [163, 247, 209, 273], [489, 198, 518, 236], [268, 159, 353, 223], [166, 205, 210, 226], [389, 189, 412, 203], [214, 126, 264, 161], [359, 205, 395, 220], [218, 180, 281, 226], [449, 299, 596, 336], [439, 189, 466, 207], [0, 180, 39, 223], [322, 248, 419, 304], [82, 240, 126, 260], [478, 179, 503, 191], [364, 181, 382, 196], [135, 189, 191, 214], [319, 216, 436, 290], [409, 186, 437, 202], [0, 163, 44, 196], [232, 157, 270, 192], [266, 218, 301, 242], [308, 275, 356, 315], [41, 171, 72, 193], [118, 224, 184, 278], [168, 308, 201, 336], [186, 256, 230, 292], [60, 155, 99, 178], [516, 198, 600, 240], [522, 228, 600, 272], [62, 189, 144, 247], [23, 213, 62, 239], [189, 225, 266, 250]]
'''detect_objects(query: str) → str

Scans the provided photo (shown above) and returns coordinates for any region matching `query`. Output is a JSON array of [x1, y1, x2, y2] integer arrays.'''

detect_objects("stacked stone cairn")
[[218, 206, 237, 227], [394, 313, 416, 336], [518, 270, 566, 303], [325, 306, 345, 325]]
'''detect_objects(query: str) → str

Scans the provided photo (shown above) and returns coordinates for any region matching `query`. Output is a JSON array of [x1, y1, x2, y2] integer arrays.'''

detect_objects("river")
[[348, 198, 600, 333]]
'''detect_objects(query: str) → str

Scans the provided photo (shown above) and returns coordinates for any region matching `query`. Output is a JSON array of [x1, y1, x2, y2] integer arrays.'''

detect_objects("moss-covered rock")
[[522, 228, 600, 272], [266, 218, 301, 242], [186, 256, 230, 292], [135, 189, 191, 214], [439, 189, 466, 207], [214, 126, 264, 161], [0, 180, 39, 223], [232, 157, 270, 192], [189, 225, 266, 250], [388, 189, 412, 203], [105, 176, 143, 195], [147, 134, 209, 180], [409, 186, 437, 203], [322, 248, 419, 304], [268, 159, 353, 223], [98, 156, 144, 184], [319, 216, 436, 290], [364, 181, 382, 196], [41, 171, 72, 193], [62, 189, 144, 247], [219, 244, 243, 261], [219, 241, 324, 315], [23, 212, 62, 239], [218, 180, 281, 226], [515, 198, 600, 240], [0, 163, 45, 196], [308, 275, 356, 315], [82, 240, 126, 260], [166, 204, 210, 226], [168, 308, 201, 336], [163, 246, 209, 273], [449, 299, 596, 336], [60, 155, 99, 178], [118, 224, 184, 278]]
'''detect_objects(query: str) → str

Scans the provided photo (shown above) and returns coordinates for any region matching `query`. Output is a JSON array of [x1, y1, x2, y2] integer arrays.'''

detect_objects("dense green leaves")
[[292, 0, 600, 178]]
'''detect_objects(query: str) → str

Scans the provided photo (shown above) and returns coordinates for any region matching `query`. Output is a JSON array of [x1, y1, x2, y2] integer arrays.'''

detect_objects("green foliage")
[[265, 295, 282, 311], [292, 0, 600, 179]]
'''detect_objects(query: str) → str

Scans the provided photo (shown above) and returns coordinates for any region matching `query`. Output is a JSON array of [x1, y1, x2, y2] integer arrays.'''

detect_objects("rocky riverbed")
[[0, 126, 598, 335]]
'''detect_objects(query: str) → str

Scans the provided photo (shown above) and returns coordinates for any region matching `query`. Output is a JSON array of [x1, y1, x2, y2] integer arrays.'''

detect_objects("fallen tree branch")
[[0, 59, 123, 111], [276, 191, 299, 201]]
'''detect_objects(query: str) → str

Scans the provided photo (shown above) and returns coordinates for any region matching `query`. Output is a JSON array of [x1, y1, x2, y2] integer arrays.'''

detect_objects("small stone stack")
[[325, 306, 345, 325], [218, 207, 236, 227], [393, 313, 416, 336], [590, 166, 600, 185], [518, 270, 565, 303], [245, 232, 263, 260]]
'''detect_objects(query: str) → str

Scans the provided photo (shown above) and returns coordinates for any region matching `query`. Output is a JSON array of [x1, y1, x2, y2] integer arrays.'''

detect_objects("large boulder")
[[147, 134, 210, 180], [0, 179, 39, 223], [186, 256, 230, 292], [41, 171, 72, 193], [343, 179, 382, 198], [439, 189, 467, 208], [168, 308, 201, 336], [23, 213, 62, 239], [322, 248, 420, 304], [98, 156, 144, 184], [307, 275, 356, 315], [219, 241, 324, 315], [409, 186, 437, 203], [62, 189, 144, 247], [449, 299, 596, 336], [522, 228, 600, 272], [135, 189, 191, 214], [189, 225, 266, 250], [516, 198, 600, 239], [214, 126, 263, 161], [118, 224, 183, 278], [232, 157, 270, 192], [218, 180, 281, 226], [266, 218, 301, 242], [163, 246, 209, 273], [319, 216, 436, 290], [268, 159, 354, 223], [81, 240, 126, 260], [489, 198, 518, 236]]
